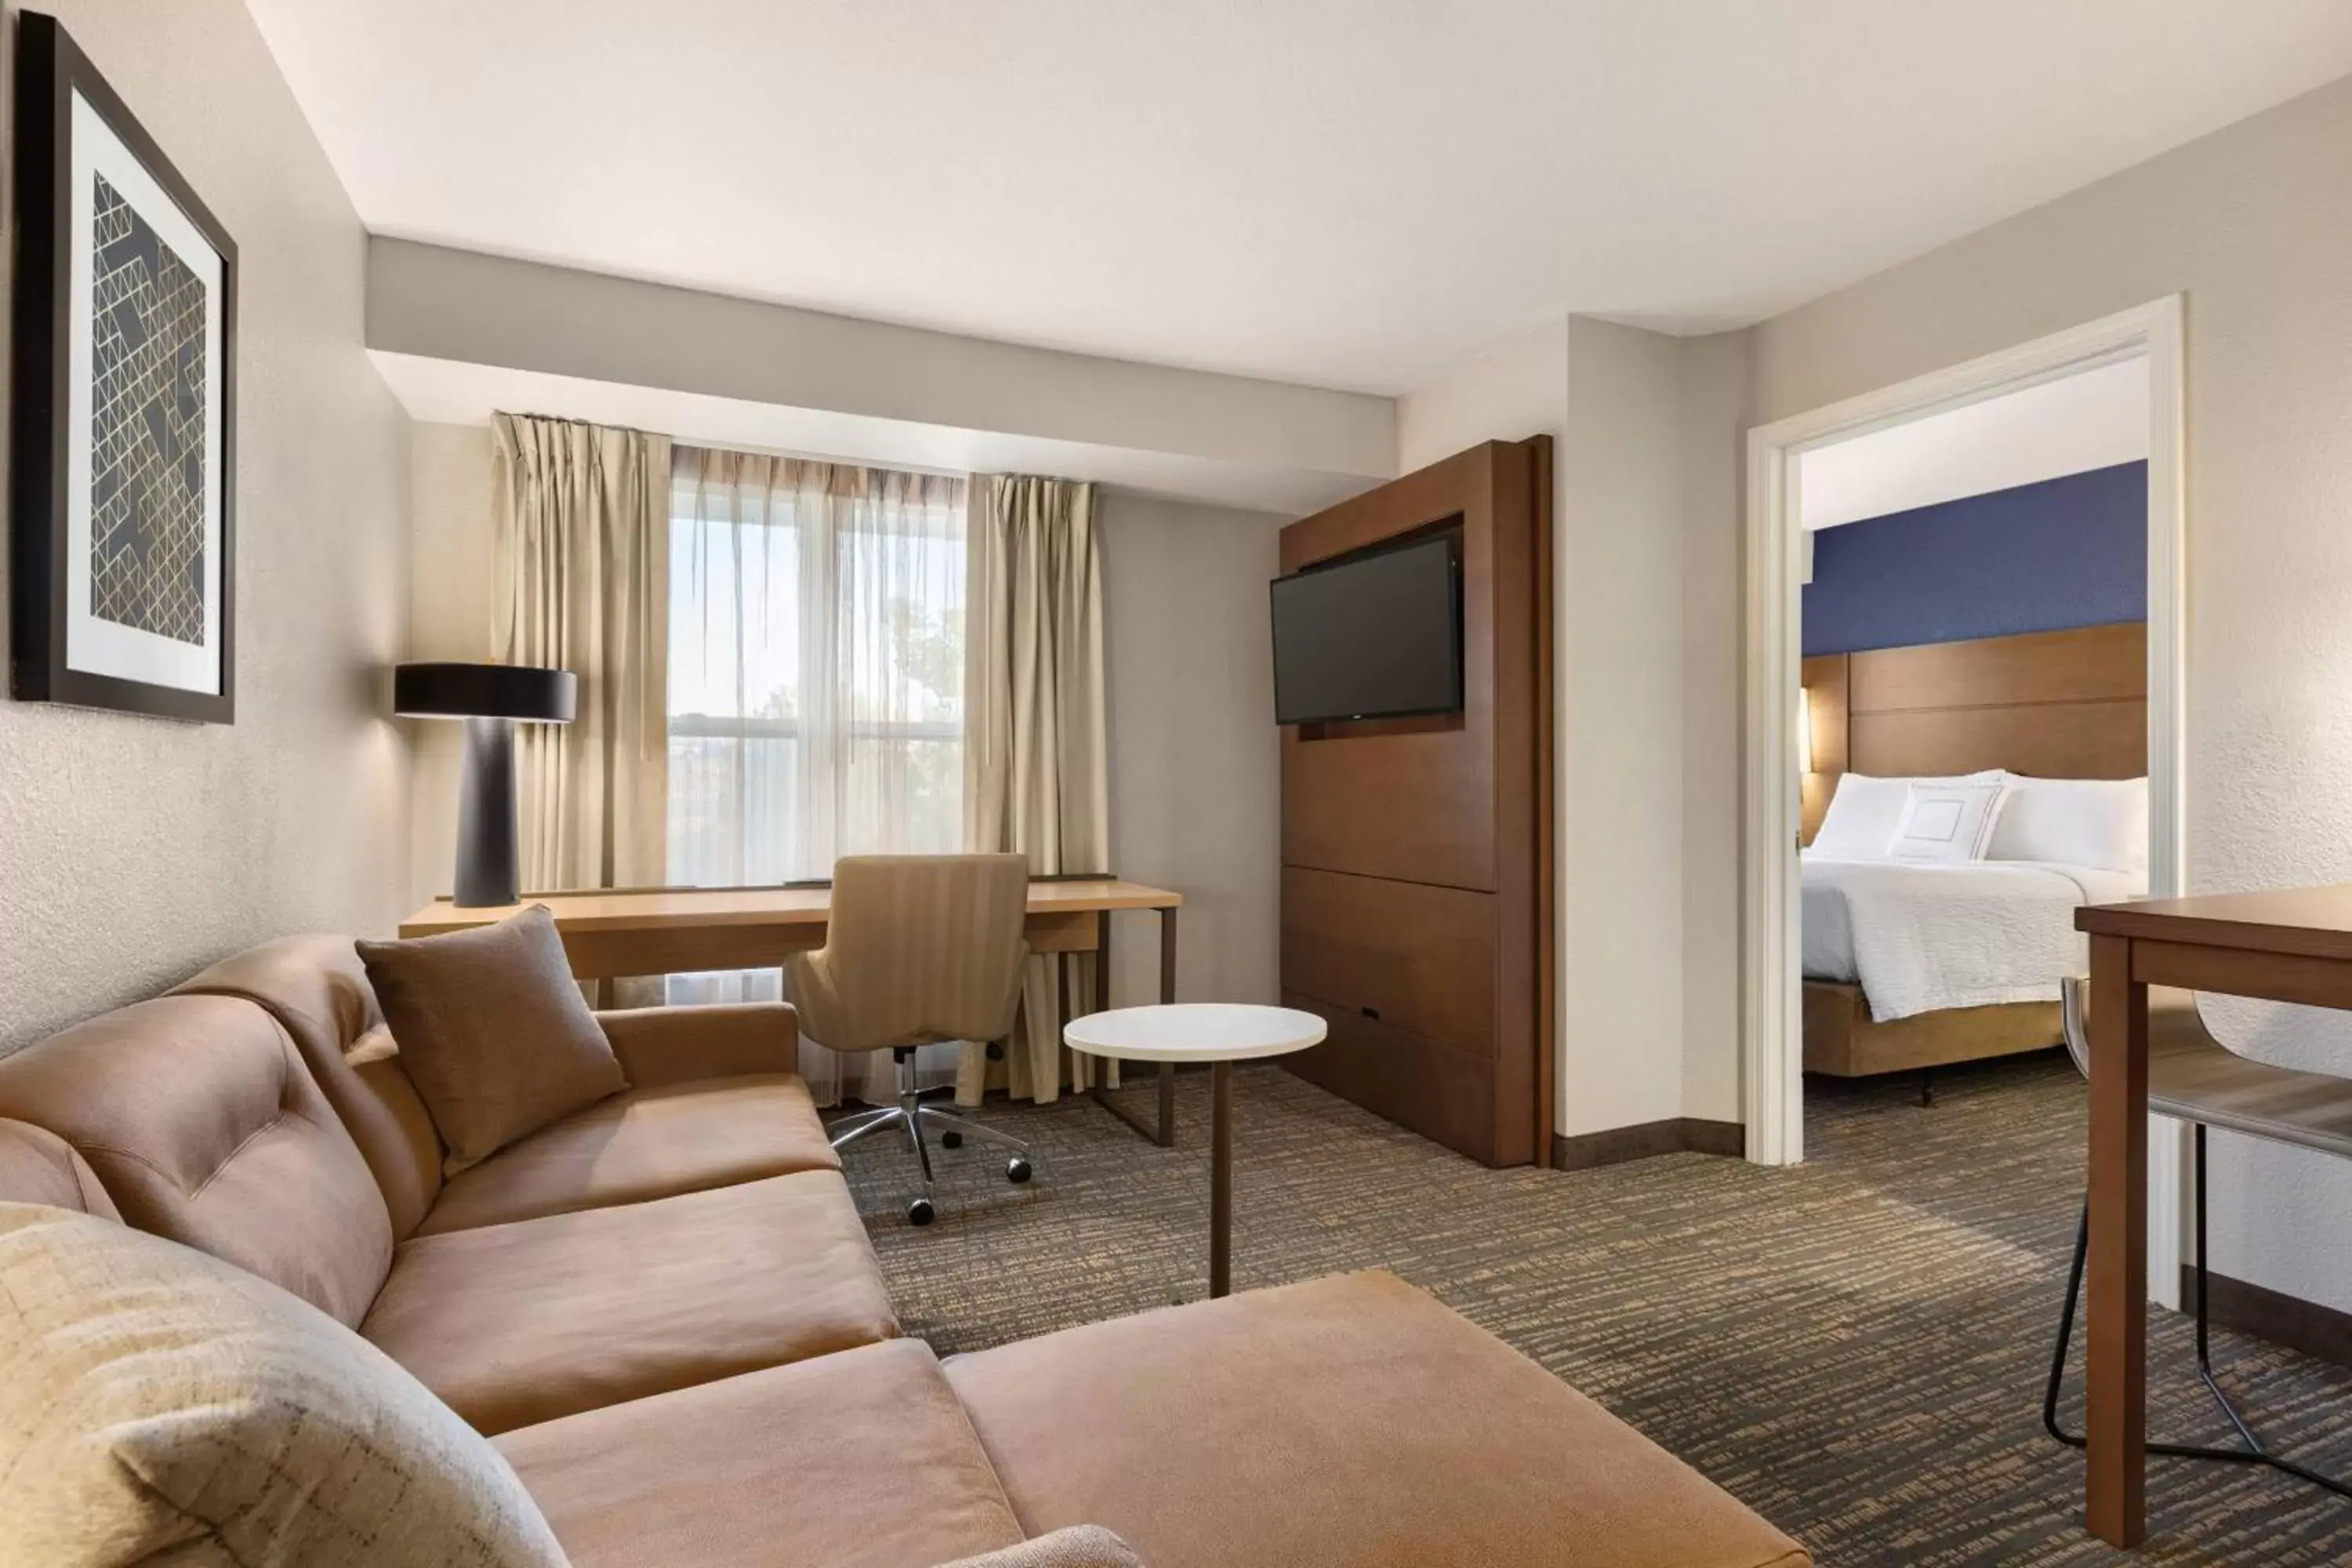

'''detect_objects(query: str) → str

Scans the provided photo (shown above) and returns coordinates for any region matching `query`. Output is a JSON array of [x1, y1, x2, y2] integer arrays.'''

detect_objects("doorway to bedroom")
[[1741, 299, 2187, 1298], [1750, 300, 2183, 1307], [1796, 355, 2152, 1114]]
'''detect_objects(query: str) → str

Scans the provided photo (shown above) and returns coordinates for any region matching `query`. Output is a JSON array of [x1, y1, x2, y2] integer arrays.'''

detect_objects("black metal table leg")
[[1210, 1057, 1232, 1298], [1154, 908, 1178, 1142]]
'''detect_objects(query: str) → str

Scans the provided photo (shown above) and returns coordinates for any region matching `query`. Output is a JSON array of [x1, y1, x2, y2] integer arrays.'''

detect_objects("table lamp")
[[394, 662, 578, 908]]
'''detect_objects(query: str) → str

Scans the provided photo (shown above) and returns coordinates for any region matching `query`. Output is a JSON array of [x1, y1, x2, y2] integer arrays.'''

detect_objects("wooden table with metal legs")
[[1065, 1004, 1326, 1297], [2075, 884, 2352, 1548]]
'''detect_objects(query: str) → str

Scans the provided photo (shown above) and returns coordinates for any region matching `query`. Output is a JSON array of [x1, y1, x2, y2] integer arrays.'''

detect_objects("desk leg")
[[1210, 1057, 1232, 1298], [1087, 908, 1179, 1149], [2086, 932, 2148, 1547]]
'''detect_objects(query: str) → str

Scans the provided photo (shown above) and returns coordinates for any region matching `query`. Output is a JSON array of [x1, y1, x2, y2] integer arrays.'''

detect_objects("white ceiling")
[[247, 1, 2352, 394], [1800, 357, 2150, 530]]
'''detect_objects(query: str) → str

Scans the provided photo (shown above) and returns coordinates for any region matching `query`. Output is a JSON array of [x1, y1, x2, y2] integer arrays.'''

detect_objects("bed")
[[1802, 847, 2145, 1079], [1798, 623, 2149, 1087]]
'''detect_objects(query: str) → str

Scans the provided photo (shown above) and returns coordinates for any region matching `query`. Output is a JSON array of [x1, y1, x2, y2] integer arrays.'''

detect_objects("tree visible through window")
[[666, 448, 967, 886], [662, 448, 969, 1105]]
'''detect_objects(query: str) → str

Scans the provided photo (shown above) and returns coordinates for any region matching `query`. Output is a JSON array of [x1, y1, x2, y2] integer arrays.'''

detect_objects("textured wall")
[[0, 1, 411, 1051], [406, 422, 495, 906], [1802, 462, 2147, 657], [1748, 73, 2352, 1312], [1556, 318, 1693, 1138], [1098, 495, 1285, 1011]]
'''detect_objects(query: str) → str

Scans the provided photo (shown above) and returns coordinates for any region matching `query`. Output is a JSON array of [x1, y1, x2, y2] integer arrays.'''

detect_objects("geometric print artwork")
[[88, 172, 206, 645]]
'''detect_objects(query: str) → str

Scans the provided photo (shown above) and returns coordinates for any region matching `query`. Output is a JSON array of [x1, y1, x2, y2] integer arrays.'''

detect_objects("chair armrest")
[[595, 1003, 800, 1089], [931, 1526, 1144, 1568]]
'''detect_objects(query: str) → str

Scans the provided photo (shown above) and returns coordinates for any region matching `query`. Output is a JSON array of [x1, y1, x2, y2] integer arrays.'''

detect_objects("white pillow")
[[1886, 780, 2010, 863], [1987, 775, 2148, 873], [1811, 771, 2002, 859]]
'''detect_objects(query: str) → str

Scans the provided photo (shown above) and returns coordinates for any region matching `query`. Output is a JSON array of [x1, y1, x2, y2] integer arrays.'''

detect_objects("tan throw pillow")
[[356, 906, 627, 1174], [0, 1202, 568, 1567]]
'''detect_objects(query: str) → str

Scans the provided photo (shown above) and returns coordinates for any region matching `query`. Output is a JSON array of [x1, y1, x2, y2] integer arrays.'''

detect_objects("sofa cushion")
[[498, 1338, 1023, 1568], [418, 1072, 840, 1235], [0, 1203, 564, 1568], [357, 905, 629, 1174], [944, 1270, 1810, 1568], [0, 1117, 120, 1218], [176, 934, 447, 1240], [0, 996, 394, 1328], [365, 1168, 898, 1433]]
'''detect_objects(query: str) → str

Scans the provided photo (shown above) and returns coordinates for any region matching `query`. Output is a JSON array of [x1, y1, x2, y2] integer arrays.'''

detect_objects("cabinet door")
[[1280, 866, 1496, 1055], [1281, 994, 1504, 1167]]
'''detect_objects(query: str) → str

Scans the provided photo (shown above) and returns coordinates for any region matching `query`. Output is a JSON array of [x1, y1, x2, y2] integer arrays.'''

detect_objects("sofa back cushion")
[[0, 1202, 566, 1568], [0, 996, 394, 1327], [176, 935, 445, 1239], [0, 1118, 120, 1219]]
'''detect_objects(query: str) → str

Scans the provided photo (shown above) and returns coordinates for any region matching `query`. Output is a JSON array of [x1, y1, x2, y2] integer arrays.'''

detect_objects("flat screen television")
[[1270, 532, 1463, 725]]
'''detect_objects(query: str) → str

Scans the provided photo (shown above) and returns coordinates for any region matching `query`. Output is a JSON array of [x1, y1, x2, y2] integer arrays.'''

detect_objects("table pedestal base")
[[1210, 1059, 1232, 1298]]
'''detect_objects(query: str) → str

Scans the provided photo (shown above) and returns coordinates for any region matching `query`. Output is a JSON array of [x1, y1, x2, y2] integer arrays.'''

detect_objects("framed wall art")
[[12, 13, 237, 722]]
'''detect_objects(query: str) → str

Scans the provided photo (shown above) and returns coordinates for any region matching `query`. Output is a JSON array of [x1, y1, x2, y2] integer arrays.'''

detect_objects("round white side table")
[[1065, 1004, 1326, 1298]]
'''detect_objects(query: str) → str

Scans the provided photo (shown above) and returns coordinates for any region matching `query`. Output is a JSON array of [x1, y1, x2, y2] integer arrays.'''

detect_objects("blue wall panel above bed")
[[1801, 461, 2147, 657]]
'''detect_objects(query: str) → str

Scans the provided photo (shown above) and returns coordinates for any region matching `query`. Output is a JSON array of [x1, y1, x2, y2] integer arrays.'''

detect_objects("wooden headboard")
[[1800, 622, 2147, 842]]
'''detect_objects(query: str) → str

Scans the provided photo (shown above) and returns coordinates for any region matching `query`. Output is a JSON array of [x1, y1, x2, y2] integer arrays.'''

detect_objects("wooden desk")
[[401, 879, 1188, 1145], [2074, 884, 2352, 1546]]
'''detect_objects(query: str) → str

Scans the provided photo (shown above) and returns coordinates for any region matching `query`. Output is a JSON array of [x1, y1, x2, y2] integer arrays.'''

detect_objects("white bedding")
[[1802, 853, 2145, 1022]]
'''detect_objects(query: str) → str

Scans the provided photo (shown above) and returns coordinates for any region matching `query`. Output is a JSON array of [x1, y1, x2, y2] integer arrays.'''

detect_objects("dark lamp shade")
[[394, 662, 576, 723]]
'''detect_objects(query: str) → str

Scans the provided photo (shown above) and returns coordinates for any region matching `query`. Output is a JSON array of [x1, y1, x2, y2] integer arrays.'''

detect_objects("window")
[[666, 448, 967, 886]]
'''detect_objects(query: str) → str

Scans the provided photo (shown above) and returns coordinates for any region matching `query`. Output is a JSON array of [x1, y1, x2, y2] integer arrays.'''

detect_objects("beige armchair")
[[787, 854, 1034, 1225]]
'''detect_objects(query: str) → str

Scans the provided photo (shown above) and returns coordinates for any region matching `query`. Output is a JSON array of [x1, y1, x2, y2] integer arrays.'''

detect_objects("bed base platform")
[[1802, 980, 2060, 1094]]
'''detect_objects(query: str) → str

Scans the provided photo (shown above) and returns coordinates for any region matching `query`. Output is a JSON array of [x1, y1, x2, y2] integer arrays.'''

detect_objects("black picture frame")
[[11, 13, 238, 723]]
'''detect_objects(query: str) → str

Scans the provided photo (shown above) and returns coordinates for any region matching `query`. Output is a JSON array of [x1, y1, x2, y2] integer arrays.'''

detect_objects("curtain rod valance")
[[673, 443, 967, 510]]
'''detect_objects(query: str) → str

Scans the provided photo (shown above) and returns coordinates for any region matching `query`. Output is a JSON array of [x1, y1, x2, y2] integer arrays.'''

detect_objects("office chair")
[[789, 854, 1035, 1225]]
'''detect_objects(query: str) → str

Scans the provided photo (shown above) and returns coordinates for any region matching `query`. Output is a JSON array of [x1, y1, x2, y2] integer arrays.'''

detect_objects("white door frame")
[[1740, 296, 2187, 1302]]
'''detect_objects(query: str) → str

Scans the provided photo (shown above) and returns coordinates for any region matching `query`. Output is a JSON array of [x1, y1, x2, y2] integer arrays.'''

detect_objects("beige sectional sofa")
[[0, 934, 1808, 1568]]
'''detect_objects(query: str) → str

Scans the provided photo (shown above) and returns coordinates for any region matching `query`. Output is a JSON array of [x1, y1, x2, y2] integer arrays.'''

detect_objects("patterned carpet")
[[828, 1055, 2352, 1565]]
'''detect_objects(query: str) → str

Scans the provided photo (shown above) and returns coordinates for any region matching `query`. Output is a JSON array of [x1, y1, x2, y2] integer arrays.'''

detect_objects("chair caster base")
[[1007, 1156, 1033, 1185], [907, 1197, 936, 1226], [942, 1130, 963, 1149]]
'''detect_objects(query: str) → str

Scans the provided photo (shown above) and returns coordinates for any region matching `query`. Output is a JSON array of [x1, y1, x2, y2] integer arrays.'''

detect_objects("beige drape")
[[490, 414, 672, 983], [956, 474, 1112, 1105]]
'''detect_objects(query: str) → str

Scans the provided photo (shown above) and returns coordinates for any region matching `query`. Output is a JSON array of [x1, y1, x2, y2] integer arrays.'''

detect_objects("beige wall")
[[405, 431, 1284, 1010], [1675, 331, 1751, 1126], [405, 421, 495, 906], [1098, 494, 1284, 1011], [1558, 318, 1690, 1136], [0, 0, 411, 1051], [1739, 72, 2352, 1310]]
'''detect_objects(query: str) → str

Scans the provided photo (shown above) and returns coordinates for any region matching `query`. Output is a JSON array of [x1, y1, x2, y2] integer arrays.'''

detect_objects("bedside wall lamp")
[[1798, 684, 1817, 775], [394, 662, 577, 908]]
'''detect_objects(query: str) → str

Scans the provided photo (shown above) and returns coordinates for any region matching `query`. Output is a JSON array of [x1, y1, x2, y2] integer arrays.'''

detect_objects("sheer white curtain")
[[665, 447, 969, 1105]]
